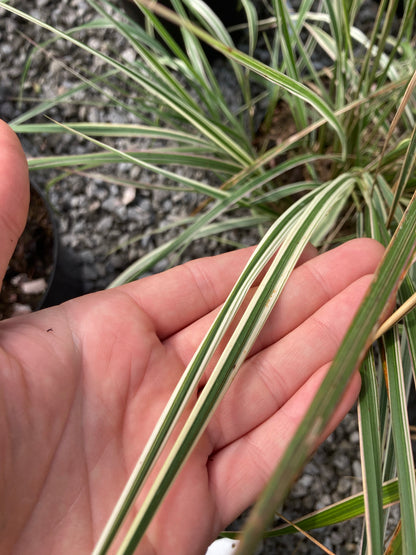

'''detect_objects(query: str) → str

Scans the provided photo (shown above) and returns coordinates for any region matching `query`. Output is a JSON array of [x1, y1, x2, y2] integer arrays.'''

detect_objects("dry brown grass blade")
[[276, 513, 335, 554], [375, 70, 416, 185], [375, 291, 416, 340], [384, 520, 402, 554]]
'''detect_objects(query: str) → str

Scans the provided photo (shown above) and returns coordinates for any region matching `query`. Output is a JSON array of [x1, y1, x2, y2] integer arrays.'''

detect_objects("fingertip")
[[300, 242, 318, 264], [339, 237, 385, 266], [0, 120, 30, 284], [0, 119, 30, 221]]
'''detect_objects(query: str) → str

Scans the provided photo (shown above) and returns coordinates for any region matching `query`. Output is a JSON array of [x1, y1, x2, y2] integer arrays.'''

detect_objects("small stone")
[[352, 460, 362, 478], [162, 199, 173, 212], [315, 493, 332, 510], [336, 476, 351, 495], [140, 235, 153, 250], [96, 216, 114, 232], [88, 200, 101, 212], [12, 303, 32, 316], [102, 197, 121, 211], [349, 430, 360, 443], [122, 186, 136, 205], [333, 453, 349, 471], [10, 274, 25, 287], [122, 48, 136, 64], [331, 530, 344, 545], [20, 278, 48, 295]]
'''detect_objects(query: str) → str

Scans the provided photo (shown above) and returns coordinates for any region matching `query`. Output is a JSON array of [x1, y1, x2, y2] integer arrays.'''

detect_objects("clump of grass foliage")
[[2, 0, 416, 552]]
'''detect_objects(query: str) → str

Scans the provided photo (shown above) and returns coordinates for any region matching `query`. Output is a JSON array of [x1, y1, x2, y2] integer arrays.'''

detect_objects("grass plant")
[[1, 0, 416, 552]]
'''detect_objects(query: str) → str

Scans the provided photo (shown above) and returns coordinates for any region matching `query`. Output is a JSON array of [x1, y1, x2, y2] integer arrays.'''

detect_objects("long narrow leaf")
[[358, 350, 384, 554], [26, 149, 240, 176], [129, 0, 347, 157], [387, 123, 416, 226], [236, 192, 416, 554], [382, 326, 416, 552], [222, 475, 404, 539], [273, 0, 307, 129], [10, 69, 118, 127], [108, 161, 310, 285], [113, 177, 355, 554], [0, 1, 254, 166], [12, 122, 213, 146], [93, 183, 322, 554]]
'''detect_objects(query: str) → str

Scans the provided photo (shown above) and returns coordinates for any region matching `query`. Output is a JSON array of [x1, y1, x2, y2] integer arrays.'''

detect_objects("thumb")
[[0, 120, 30, 286]]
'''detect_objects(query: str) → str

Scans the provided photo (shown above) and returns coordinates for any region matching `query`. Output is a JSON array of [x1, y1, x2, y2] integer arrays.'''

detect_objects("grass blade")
[[272, 0, 307, 129], [93, 184, 319, 554], [132, 0, 347, 157], [358, 350, 384, 554], [222, 474, 405, 539], [387, 122, 416, 226], [12, 121, 213, 145], [0, 1, 255, 166], [236, 191, 416, 554], [109, 177, 354, 554], [385, 522, 403, 554], [382, 326, 416, 552]]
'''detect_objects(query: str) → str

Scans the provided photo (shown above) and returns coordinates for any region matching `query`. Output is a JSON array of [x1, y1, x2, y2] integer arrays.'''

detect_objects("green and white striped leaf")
[[222, 474, 405, 539], [237, 191, 416, 554], [94, 176, 355, 553], [358, 350, 384, 555], [382, 326, 416, 553], [127, 0, 348, 156]]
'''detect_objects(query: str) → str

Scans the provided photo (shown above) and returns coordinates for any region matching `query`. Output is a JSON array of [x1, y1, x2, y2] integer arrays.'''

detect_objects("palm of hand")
[[0, 283, 220, 553], [0, 122, 385, 554], [0, 240, 383, 555]]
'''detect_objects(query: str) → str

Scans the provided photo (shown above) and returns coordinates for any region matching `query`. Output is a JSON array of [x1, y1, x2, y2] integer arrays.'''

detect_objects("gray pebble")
[[96, 216, 114, 233]]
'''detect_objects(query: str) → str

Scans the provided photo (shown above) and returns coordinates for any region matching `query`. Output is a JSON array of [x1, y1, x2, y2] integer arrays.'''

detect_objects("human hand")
[[0, 120, 384, 554]]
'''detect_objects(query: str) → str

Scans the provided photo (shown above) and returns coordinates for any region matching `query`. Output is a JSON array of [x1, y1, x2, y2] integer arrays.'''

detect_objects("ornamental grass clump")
[[1, 0, 416, 552]]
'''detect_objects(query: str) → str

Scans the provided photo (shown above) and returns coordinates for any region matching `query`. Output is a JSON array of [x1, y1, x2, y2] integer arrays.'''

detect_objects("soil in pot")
[[0, 183, 56, 320], [0, 182, 86, 320]]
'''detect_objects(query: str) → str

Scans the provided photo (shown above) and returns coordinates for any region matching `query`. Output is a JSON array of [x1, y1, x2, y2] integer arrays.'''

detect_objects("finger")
[[0, 120, 30, 285], [207, 274, 373, 450], [208, 364, 361, 527], [167, 238, 384, 365], [122, 243, 317, 339]]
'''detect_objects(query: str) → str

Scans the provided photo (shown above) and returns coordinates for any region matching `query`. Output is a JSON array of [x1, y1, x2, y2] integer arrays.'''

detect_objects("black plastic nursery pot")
[[0, 182, 83, 320], [119, 0, 247, 56]]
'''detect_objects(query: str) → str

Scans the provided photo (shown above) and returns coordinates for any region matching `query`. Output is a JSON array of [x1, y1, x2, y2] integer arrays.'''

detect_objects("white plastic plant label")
[[205, 537, 240, 555]]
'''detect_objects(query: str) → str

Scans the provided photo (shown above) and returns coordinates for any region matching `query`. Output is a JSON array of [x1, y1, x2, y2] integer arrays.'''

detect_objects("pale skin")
[[0, 119, 386, 554]]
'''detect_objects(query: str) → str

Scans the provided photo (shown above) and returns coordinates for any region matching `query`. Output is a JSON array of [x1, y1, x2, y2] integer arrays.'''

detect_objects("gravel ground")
[[0, 1, 394, 553]]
